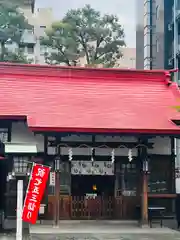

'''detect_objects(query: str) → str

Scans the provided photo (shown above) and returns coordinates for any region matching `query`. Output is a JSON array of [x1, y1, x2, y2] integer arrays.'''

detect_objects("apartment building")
[[0, 0, 36, 62], [0, 0, 35, 12], [136, 0, 167, 70], [0, 0, 54, 64], [136, 0, 180, 75], [168, 0, 180, 82], [24, 7, 54, 64], [136, 0, 180, 195]]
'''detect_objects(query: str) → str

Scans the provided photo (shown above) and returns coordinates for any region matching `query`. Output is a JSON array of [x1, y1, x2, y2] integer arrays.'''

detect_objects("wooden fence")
[[46, 195, 139, 220]]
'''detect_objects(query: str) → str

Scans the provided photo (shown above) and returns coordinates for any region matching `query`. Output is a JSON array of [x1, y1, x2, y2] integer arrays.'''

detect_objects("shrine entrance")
[[70, 160, 117, 219], [71, 175, 115, 219], [71, 175, 115, 197]]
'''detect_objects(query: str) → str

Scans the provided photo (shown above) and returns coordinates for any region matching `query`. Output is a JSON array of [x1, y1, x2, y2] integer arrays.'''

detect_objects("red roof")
[[0, 63, 179, 134]]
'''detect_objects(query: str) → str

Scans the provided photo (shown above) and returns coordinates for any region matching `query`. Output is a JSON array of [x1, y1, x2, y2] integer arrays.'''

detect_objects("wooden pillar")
[[141, 171, 148, 225], [54, 136, 61, 225], [54, 171, 60, 225], [140, 139, 149, 226]]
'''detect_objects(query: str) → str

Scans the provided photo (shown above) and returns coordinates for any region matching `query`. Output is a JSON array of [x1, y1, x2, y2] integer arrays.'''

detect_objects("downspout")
[[173, 0, 180, 196], [174, 0, 178, 83]]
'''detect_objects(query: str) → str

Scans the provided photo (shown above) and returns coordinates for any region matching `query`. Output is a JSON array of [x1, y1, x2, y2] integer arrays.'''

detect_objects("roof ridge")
[[0, 63, 167, 82]]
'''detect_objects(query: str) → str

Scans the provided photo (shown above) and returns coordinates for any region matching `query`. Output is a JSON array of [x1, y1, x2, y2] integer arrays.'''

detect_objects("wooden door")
[[59, 196, 71, 219], [115, 160, 140, 219]]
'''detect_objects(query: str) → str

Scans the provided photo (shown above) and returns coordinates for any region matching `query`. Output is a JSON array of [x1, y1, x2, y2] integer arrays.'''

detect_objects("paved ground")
[[1, 233, 180, 240], [29, 220, 180, 240], [1, 220, 180, 240]]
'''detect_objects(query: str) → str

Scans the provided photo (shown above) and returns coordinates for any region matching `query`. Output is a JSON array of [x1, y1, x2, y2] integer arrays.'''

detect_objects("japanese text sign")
[[22, 163, 50, 224]]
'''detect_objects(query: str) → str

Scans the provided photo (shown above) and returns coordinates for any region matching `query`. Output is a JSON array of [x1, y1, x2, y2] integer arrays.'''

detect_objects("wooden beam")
[[47, 141, 154, 149], [148, 194, 176, 198]]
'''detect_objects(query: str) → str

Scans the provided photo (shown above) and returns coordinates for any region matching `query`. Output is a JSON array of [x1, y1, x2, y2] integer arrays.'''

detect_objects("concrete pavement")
[[1, 220, 180, 239], [29, 220, 180, 240]]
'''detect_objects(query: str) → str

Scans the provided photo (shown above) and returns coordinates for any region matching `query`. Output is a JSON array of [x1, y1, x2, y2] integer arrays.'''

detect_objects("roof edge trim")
[[0, 115, 26, 120], [29, 126, 180, 135]]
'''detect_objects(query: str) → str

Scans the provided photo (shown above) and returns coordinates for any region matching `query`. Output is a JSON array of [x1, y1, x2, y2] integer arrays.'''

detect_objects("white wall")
[[148, 136, 171, 155], [11, 122, 44, 152]]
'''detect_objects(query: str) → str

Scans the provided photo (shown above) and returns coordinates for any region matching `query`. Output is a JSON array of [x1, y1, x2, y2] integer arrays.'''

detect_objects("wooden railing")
[[46, 195, 139, 220]]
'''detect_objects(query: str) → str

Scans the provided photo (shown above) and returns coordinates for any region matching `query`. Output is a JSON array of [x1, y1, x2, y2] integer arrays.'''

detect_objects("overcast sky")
[[35, 0, 136, 47]]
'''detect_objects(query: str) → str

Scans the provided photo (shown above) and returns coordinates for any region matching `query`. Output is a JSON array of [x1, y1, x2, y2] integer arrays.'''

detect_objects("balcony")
[[0, 0, 35, 13], [172, 0, 180, 22], [20, 30, 36, 45], [177, 10, 180, 21]]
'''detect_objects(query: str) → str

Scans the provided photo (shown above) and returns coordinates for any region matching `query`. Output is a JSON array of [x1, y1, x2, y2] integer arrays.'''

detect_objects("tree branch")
[[58, 44, 71, 66], [79, 32, 90, 64], [94, 37, 103, 61]]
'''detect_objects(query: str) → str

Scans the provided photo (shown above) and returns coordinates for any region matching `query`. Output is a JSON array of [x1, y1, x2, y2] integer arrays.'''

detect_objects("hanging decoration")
[[68, 148, 73, 161], [111, 149, 115, 163], [128, 149, 133, 162], [91, 148, 94, 162]]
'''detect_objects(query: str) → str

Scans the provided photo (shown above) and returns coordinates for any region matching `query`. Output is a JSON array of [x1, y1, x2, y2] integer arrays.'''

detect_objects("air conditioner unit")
[[168, 23, 172, 31], [168, 58, 173, 65], [177, 10, 180, 15]]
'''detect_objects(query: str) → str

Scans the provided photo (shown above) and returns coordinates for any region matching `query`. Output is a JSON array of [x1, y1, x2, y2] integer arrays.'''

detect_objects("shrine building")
[[0, 63, 179, 226]]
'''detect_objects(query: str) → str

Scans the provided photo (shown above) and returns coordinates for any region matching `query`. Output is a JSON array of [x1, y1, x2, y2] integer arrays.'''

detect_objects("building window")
[[148, 157, 171, 193], [156, 38, 159, 52], [19, 45, 25, 52], [40, 25, 46, 29], [156, 5, 159, 19], [0, 128, 9, 142], [27, 45, 34, 54], [13, 156, 29, 174], [27, 29, 34, 34], [40, 45, 47, 53]]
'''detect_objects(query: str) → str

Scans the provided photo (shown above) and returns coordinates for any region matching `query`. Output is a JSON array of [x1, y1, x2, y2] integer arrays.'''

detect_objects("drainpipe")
[[174, 0, 178, 83], [173, 0, 180, 197]]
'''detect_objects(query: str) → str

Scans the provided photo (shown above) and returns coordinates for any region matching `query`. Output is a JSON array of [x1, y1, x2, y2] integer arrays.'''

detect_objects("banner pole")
[[16, 179, 23, 240]]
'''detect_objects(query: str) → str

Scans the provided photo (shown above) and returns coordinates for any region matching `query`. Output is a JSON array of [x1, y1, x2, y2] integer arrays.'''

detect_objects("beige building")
[[78, 47, 136, 69], [20, 7, 54, 64], [1, 0, 136, 68], [117, 47, 136, 69], [28, 8, 54, 64]]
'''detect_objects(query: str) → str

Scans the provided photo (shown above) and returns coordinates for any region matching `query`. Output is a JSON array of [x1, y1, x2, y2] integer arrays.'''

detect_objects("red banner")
[[22, 163, 50, 224]]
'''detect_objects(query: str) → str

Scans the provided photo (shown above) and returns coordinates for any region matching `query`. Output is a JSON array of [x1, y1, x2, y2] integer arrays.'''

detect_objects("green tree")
[[0, 2, 32, 63], [0, 50, 32, 63], [41, 4, 125, 67]]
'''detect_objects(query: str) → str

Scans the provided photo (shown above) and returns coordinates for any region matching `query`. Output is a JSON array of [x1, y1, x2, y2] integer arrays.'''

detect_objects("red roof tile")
[[0, 63, 179, 134]]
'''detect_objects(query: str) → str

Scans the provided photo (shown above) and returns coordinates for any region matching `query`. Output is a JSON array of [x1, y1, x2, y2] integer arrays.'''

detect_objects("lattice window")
[[13, 156, 29, 173], [120, 163, 137, 196], [148, 157, 171, 193], [0, 128, 8, 142]]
